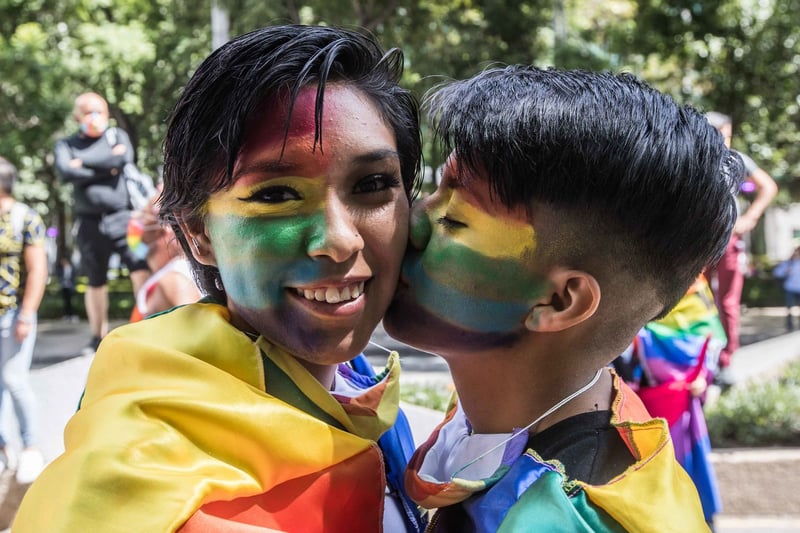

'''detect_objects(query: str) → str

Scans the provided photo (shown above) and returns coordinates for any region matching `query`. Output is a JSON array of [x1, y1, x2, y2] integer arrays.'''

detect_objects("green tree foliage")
[[1, 0, 798, 257], [628, 0, 800, 202]]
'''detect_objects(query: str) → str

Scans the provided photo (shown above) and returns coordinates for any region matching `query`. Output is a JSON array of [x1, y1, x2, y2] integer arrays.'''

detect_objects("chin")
[[384, 293, 515, 355]]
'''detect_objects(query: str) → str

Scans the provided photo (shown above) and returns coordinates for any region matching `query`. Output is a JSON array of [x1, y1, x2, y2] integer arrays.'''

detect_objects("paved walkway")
[[0, 307, 797, 531]]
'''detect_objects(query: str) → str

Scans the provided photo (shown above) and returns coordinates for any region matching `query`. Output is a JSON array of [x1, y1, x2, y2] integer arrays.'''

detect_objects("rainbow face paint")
[[386, 158, 548, 349], [202, 85, 408, 371]]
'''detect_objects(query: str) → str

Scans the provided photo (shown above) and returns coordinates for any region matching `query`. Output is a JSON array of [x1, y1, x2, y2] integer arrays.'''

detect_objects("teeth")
[[325, 287, 340, 303], [296, 282, 365, 304]]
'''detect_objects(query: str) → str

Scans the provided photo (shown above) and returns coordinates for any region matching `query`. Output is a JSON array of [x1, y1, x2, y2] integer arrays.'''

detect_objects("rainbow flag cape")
[[406, 371, 709, 532], [14, 302, 407, 532]]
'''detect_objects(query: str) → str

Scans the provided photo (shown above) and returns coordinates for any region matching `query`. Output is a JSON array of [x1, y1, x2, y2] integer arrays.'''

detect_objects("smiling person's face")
[[194, 85, 408, 370], [384, 155, 550, 354]]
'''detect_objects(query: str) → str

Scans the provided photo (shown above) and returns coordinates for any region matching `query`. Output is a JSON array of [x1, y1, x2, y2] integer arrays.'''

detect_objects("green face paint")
[[206, 209, 327, 310], [389, 161, 550, 338]]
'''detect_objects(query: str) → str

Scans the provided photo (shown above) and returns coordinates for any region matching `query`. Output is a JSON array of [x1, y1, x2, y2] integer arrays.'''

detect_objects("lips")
[[294, 281, 365, 304]]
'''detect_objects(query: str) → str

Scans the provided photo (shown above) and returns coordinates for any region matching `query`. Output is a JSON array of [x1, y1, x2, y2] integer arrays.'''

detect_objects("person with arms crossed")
[[53, 92, 150, 354], [383, 66, 741, 532], [15, 25, 425, 532]]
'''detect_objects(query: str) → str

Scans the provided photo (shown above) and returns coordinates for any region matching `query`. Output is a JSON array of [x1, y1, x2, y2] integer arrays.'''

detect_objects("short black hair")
[[428, 66, 741, 314], [161, 25, 421, 299], [0, 157, 17, 195]]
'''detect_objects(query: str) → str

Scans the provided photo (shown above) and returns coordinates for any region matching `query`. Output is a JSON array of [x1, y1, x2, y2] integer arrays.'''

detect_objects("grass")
[[400, 382, 453, 412]]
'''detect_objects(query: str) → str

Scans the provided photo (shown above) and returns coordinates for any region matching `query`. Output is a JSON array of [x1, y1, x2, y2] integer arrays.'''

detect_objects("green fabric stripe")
[[260, 351, 346, 431], [498, 471, 626, 533]]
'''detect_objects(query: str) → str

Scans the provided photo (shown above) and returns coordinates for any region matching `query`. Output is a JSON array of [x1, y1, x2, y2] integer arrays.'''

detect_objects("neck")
[[230, 312, 339, 391], [444, 340, 614, 434]]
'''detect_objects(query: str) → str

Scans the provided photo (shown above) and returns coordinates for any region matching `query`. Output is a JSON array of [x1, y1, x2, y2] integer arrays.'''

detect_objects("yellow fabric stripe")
[[581, 418, 709, 532]]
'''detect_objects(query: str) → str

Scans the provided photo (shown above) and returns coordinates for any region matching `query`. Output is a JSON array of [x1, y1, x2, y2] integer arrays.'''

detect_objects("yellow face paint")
[[205, 176, 327, 219], [444, 188, 537, 260]]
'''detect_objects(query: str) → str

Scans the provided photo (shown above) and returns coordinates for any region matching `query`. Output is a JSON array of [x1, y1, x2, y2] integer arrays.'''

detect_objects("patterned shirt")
[[0, 203, 46, 309]]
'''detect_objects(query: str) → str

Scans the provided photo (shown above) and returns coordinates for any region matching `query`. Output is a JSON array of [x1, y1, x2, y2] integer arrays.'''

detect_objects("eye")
[[354, 173, 402, 194], [437, 216, 466, 230], [240, 185, 301, 204]]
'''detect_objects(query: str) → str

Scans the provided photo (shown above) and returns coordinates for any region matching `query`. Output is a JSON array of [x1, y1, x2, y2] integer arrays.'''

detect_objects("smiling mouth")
[[294, 281, 366, 304]]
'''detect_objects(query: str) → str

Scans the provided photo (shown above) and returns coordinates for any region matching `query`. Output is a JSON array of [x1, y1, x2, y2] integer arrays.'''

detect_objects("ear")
[[177, 216, 217, 267], [524, 269, 600, 332]]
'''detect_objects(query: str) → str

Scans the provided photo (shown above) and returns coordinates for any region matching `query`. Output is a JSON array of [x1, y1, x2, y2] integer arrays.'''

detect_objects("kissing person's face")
[[384, 155, 549, 354]]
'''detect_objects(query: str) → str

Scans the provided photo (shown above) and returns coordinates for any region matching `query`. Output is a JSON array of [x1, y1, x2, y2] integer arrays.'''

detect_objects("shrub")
[[40, 271, 135, 320], [706, 360, 800, 447]]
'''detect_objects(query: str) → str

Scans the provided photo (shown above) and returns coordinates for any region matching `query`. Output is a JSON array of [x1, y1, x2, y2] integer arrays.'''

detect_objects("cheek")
[[408, 202, 432, 251], [206, 214, 321, 307], [405, 239, 547, 333], [367, 203, 409, 274], [424, 242, 545, 301]]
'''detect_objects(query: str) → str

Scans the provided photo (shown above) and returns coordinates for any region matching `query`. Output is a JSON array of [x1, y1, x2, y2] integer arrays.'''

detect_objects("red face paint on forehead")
[[238, 85, 362, 160], [234, 85, 380, 187], [244, 87, 317, 149], [441, 154, 529, 220]]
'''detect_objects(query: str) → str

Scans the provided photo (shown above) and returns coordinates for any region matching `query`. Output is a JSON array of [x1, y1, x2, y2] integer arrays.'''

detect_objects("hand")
[[68, 158, 83, 169], [688, 375, 708, 397], [111, 144, 127, 156], [15, 321, 31, 343]]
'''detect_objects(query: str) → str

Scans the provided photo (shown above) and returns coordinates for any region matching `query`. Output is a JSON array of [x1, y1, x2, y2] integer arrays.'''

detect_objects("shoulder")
[[16, 204, 45, 241], [108, 127, 131, 143], [103, 301, 263, 384]]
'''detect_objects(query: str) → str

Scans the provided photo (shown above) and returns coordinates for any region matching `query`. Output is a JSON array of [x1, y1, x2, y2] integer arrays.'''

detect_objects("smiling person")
[[383, 67, 742, 532], [14, 25, 424, 533]]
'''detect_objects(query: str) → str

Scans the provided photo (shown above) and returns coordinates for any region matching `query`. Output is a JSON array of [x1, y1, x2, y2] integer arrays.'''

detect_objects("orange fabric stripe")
[[180, 445, 385, 532]]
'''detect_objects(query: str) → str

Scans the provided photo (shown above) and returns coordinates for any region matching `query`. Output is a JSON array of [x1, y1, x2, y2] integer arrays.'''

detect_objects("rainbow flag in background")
[[615, 275, 725, 522]]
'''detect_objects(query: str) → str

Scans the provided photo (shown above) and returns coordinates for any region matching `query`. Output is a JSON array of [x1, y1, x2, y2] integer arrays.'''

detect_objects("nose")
[[408, 199, 432, 251], [307, 195, 364, 262]]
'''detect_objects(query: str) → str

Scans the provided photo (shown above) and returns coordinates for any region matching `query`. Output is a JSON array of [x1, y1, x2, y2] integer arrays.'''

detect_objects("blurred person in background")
[[127, 185, 201, 322], [0, 156, 48, 484], [53, 92, 149, 355], [705, 111, 777, 385], [773, 245, 800, 330]]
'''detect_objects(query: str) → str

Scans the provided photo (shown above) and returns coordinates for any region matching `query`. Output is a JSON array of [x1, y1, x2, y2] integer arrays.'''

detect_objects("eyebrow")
[[351, 149, 401, 164], [234, 149, 401, 181]]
